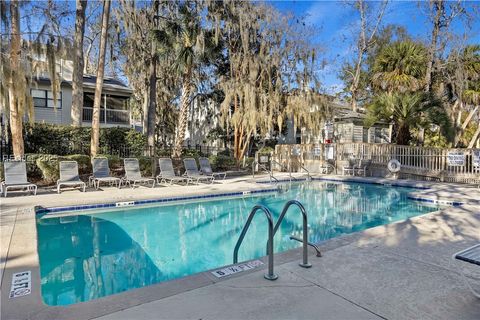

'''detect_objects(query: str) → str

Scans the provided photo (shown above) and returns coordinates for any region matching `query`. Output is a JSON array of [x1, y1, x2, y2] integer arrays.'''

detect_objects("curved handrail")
[[252, 160, 279, 183], [298, 163, 311, 180], [271, 200, 312, 268], [271, 159, 297, 182], [233, 205, 278, 280]]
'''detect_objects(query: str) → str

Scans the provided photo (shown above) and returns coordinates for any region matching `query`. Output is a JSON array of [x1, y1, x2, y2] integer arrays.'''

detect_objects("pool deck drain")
[[1, 174, 479, 320]]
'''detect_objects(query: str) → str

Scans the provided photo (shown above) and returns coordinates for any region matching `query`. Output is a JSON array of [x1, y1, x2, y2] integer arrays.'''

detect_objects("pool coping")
[[2, 175, 479, 320], [35, 187, 279, 215], [34, 175, 473, 215]]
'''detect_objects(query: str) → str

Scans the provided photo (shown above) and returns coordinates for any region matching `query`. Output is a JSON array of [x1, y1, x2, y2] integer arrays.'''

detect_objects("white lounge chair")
[[156, 158, 191, 185], [123, 158, 155, 188], [183, 158, 214, 184], [342, 158, 356, 176], [354, 159, 371, 177], [1, 161, 37, 197], [90, 157, 121, 189], [199, 157, 226, 180], [453, 243, 480, 298], [57, 161, 86, 193]]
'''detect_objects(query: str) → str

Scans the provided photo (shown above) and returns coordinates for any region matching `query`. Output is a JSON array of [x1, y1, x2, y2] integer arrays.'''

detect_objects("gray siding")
[[32, 84, 72, 125]]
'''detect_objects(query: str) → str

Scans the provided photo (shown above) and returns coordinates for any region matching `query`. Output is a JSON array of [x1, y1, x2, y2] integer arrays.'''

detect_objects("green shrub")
[[218, 149, 233, 157], [156, 149, 172, 157], [138, 156, 155, 177], [182, 148, 204, 159], [23, 123, 147, 156], [208, 155, 236, 170], [258, 146, 274, 155], [125, 130, 148, 156], [36, 155, 63, 183], [242, 157, 255, 169]]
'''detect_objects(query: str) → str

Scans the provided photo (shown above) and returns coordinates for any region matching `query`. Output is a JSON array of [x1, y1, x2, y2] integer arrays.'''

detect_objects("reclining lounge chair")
[[1, 161, 37, 197], [57, 161, 86, 193], [183, 158, 214, 184], [156, 158, 191, 185], [453, 244, 480, 298], [90, 157, 121, 189], [199, 157, 227, 180], [123, 158, 155, 188]]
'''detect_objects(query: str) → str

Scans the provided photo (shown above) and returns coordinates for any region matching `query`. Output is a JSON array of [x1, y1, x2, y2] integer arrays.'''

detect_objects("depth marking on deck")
[[9, 271, 31, 298], [211, 260, 264, 278]]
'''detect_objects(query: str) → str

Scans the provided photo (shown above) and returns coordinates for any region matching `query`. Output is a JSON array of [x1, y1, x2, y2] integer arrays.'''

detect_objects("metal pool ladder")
[[233, 205, 278, 280], [233, 200, 317, 281], [271, 200, 313, 268]]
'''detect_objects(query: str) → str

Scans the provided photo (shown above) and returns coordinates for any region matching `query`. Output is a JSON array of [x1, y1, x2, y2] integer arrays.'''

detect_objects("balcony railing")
[[82, 107, 130, 125]]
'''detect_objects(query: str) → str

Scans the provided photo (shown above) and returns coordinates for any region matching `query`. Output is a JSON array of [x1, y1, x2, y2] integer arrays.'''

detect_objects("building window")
[[31, 89, 62, 109]]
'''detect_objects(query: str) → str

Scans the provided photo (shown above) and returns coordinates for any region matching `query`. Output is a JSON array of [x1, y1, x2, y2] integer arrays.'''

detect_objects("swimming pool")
[[36, 181, 439, 306]]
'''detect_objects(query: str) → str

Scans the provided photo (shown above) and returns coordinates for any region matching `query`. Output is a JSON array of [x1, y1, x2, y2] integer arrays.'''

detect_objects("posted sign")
[[9, 271, 31, 298], [447, 151, 465, 166], [473, 150, 480, 168]]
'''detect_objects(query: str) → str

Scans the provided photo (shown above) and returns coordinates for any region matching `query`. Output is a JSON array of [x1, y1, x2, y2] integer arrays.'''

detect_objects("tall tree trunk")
[[71, 0, 87, 127], [147, 53, 156, 156], [90, 0, 111, 157], [142, 89, 149, 134], [172, 72, 192, 158], [396, 123, 411, 145], [467, 125, 480, 149], [350, 50, 364, 112], [9, 1, 24, 158], [424, 0, 443, 93], [454, 105, 478, 147], [147, 52, 157, 176]]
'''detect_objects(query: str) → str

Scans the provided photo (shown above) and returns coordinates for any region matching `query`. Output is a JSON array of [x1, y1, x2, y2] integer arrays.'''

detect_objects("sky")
[[269, 0, 480, 94]]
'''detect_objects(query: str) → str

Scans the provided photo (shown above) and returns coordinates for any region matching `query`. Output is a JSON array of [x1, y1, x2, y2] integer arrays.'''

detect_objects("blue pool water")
[[36, 181, 439, 305]]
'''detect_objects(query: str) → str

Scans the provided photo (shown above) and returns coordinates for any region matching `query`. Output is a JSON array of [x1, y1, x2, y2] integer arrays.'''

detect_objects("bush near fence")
[[23, 123, 147, 156]]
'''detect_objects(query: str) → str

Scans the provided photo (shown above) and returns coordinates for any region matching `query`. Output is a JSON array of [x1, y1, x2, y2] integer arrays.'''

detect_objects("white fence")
[[274, 143, 480, 184]]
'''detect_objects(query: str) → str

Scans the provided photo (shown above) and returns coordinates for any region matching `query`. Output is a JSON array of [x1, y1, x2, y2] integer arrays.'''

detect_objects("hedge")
[[208, 155, 236, 170], [23, 123, 147, 156]]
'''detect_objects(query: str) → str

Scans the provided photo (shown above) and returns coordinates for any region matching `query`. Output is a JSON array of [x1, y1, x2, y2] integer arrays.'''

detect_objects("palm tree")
[[372, 41, 427, 93], [153, 3, 217, 158], [448, 45, 480, 146], [366, 92, 450, 145]]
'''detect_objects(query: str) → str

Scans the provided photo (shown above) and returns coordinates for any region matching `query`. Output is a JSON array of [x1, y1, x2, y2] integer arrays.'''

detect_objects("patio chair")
[[90, 157, 121, 189], [156, 158, 191, 185], [342, 158, 356, 176], [1, 161, 37, 197], [123, 158, 155, 188], [183, 158, 214, 184], [354, 159, 371, 177], [57, 161, 86, 193], [199, 157, 227, 180], [453, 243, 480, 298]]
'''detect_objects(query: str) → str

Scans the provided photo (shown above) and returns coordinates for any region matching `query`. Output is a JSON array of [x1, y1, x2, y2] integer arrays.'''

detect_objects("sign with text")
[[211, 260, 264, 278], [447, 152, 465, 166], [473, 150, 480, 167], [9, 271, 31, 298], [325, 145, 335, 160], [313, 147, 321, 156]]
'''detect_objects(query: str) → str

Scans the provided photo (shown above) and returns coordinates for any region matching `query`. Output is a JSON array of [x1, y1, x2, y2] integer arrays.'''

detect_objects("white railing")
[[82, 107, 130, 125], [275, 143, 480, 183]]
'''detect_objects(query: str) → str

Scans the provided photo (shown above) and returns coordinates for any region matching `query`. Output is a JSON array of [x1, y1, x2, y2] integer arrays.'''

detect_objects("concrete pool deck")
[[1, 175, 479, 319]]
